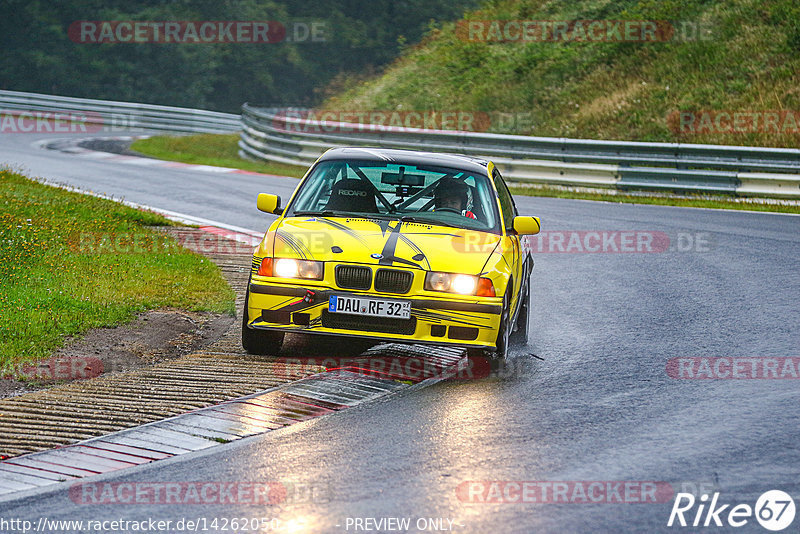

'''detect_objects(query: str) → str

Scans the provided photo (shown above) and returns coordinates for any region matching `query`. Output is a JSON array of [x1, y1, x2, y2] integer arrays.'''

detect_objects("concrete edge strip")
[[0, 348, 465, 500]]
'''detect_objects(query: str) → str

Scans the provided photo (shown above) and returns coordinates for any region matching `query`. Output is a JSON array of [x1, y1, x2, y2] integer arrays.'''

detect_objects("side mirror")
[[512, 216, 540, 235], [257, 193, 282, 215]]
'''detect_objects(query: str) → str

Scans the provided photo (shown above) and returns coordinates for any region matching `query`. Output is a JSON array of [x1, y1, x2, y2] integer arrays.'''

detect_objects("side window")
[[492, 168, 517, 232]]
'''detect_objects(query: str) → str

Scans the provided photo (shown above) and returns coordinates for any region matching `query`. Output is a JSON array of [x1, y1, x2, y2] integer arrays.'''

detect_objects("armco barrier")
[[0, 90, 240, 134], [239, 104, 800, 197], [2, 91, 797, 197]]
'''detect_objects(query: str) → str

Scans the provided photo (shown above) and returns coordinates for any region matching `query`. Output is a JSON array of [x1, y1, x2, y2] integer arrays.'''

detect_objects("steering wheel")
[[435, 207, 462, 214]]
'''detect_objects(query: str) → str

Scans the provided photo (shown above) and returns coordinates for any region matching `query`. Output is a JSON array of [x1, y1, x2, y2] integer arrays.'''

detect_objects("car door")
[[491, 166, 523, 316]]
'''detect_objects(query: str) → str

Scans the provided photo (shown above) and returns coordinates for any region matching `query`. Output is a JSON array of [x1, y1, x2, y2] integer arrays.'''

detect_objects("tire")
[[467, 290, 510, 372], [493, 292, 511, 362], [241, 288, 284, 356], [509, 276, 530, 347]]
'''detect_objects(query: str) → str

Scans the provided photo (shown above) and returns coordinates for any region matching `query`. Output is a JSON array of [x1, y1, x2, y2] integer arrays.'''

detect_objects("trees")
[[0, 0, 479, 111]]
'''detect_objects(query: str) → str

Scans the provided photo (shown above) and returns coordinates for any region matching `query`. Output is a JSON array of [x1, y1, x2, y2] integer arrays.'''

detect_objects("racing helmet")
[[434, 177, 470, 211]]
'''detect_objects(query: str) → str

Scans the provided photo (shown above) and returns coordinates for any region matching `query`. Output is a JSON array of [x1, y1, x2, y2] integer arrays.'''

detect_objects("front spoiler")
[[248, 283, 502, 315], [245, 322, 494, 351], [246, 281, 504, 349]]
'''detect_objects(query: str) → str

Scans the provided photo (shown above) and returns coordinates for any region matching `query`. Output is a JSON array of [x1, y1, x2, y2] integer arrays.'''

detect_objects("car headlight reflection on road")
[[424, 272, 495, 296]]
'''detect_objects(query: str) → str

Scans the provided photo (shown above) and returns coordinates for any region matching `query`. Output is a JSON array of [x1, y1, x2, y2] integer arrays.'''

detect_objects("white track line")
[[35, 177, 264, 244]]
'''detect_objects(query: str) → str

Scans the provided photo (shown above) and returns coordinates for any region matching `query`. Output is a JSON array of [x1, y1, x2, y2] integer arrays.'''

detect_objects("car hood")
[[271, 216, 500, 274]]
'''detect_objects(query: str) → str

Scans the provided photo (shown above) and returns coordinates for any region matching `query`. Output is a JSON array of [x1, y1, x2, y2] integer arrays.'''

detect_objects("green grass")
[[0, 169, 235, 369], [324, 0, 800, 148], [131, 134, 307, 178], [510, 185, 800, 213]]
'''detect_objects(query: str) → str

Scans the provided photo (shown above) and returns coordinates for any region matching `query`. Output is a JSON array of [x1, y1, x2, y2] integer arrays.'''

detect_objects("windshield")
[[286, 160, 501, 233]]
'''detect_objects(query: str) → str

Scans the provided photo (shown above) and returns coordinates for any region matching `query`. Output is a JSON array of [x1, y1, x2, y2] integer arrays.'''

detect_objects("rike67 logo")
[[668, 490, 796, 531]]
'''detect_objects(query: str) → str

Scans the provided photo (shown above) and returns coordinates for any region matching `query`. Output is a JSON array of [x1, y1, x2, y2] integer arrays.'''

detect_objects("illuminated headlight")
[[271, 258, 324, 280], [424, 272, 495, 296], [451, 274, 478, 295]]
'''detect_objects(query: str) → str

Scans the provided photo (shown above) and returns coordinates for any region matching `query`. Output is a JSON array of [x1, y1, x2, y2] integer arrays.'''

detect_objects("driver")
[[434, 177, 476, 219]]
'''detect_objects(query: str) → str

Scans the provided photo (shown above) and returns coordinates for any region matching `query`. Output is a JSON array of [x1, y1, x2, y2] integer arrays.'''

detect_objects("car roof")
[[318, 147, 491, 175]]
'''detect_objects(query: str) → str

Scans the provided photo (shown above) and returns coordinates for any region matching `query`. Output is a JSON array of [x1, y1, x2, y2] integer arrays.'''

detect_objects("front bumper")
[[245, 281, 503, 349]]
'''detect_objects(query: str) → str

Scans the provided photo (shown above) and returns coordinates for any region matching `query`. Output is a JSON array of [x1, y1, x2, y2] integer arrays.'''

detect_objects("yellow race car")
[[242, 147, 540, 364]]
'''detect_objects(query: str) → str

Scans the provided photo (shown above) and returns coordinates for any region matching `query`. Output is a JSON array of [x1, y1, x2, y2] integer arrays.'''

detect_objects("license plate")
[[328, 295, 411, 319]]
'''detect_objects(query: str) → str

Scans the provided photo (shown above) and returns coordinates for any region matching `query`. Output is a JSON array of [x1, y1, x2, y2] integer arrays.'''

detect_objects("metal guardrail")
[[239, 104, 800, 198], [2, 92, 796, 197], [0, 90, 240, 134]]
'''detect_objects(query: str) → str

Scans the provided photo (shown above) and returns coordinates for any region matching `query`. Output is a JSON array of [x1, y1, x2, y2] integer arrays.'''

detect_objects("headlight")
[[258, 258, 323, 280], [424, 272, 495, 296], [451, 274, 478, 295]]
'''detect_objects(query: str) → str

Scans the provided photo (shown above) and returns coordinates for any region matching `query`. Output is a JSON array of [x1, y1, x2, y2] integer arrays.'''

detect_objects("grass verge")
[[0, 168, 236, 368], [130, 134, 307, 178]]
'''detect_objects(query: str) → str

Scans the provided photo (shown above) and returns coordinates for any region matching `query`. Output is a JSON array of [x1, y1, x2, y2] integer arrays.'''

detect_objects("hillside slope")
[[0, 0, 478, 111], [324, 0, 800, 147]]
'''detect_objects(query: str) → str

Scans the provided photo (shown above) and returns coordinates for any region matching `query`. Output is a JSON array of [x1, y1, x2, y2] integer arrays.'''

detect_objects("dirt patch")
[[577, 81, 642, 119], [0, 310, 234, 400]]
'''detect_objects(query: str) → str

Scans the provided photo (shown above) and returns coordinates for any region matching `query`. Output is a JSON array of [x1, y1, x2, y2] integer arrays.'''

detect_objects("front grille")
[[374, 269, 413, 294], [322, 310, 416, 335], [335, 265, 372, 290]]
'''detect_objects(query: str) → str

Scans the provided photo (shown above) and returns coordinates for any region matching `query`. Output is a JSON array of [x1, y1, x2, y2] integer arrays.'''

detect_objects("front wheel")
[[493, 293, 510, 361], [467, 292, 509, 371], [509, 277, 530, 347], [241, 289, 284, 355]]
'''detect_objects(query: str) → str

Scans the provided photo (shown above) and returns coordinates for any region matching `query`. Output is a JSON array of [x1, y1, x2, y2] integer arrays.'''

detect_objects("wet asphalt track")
[[1, 132, 799, 533]]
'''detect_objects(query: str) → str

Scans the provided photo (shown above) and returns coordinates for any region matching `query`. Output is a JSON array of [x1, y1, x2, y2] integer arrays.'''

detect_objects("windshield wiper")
[[399, 215, 463, 229], [292, 210, 345, 217], [293, 210, 396, 221]]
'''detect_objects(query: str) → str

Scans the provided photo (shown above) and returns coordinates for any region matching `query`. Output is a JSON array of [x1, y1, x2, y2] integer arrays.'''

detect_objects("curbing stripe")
[[172, 413, 264, 437], [0, 468, 56, 487], [68, 446, 147, 466], [159, 421, 242, 442], [5, 458, 101, 477], [85, 441, 172, 461], [0, 464, 71, 482], [123, 428, 216, 452], [107, 436, 191, 456], [0, 346, 469, 500], [30, 450, 131, 471]]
